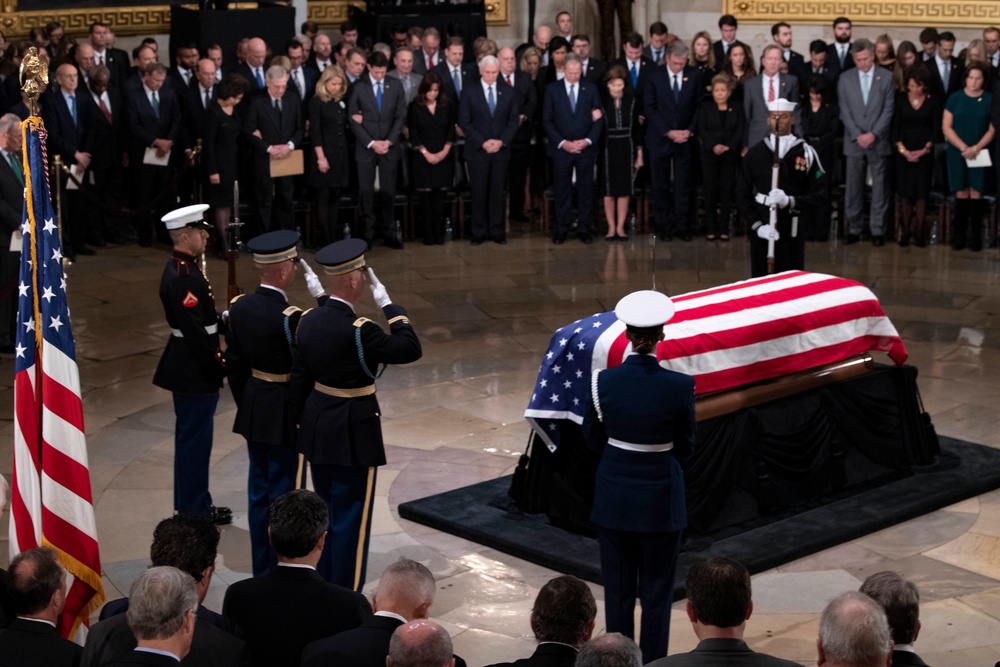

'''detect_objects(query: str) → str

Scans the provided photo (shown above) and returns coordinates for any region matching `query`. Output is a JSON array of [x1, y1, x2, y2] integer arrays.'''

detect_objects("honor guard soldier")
[[224, 230, 327, 575], [153, 204, 231, 526], [291, 239, 422, 590], [736, 99, 828, 277], [582, 291, 696, 663]]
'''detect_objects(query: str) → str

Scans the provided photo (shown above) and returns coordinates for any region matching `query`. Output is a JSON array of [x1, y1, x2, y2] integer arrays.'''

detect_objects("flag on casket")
[[525, 271, 909, 451], [9, 118, 104, 639]]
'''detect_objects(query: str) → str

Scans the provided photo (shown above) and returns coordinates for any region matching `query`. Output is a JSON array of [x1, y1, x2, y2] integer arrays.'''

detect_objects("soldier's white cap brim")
[[767, 99, 797, 113], [162, 204, 211, 230], [615, 290, 676, 328]]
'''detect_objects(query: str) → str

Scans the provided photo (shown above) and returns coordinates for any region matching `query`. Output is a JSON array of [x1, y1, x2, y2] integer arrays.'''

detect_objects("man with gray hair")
[[114, 566, 198, 666], [859, 572, 927, 667], [816, 591, 892, 667], [388, 620, 454, 667], [838, 38, 894, 247], [575, 633, 642, 667]]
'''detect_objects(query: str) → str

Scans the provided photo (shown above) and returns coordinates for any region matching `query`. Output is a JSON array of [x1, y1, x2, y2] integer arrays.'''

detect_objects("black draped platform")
[[352, 3, 487, 61]]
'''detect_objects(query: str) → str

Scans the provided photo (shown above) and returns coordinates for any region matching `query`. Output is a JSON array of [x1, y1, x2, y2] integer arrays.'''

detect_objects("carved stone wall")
[[723, 0, 1000, 27]]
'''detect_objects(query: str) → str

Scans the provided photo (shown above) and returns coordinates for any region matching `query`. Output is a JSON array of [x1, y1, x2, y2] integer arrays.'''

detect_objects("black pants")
[[254, 168, 295, 232], [650, 142, 692, 235], [418, 189, 447, 244], [508, 141, 531, 215], [313, 186, 342, 246], [467, 153, 509, 241], [552, 149, 596, 237], [700, 150, 738, 236], [357, 153, 400, 241]]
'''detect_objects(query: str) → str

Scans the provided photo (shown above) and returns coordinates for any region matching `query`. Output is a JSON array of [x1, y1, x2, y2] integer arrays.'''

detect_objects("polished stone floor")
[[1, 222, 999, 666]]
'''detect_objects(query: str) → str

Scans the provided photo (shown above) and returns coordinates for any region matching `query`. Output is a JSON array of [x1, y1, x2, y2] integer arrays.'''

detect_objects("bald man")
[[388, 621, 455, 667], [233, 37, 269, 91]]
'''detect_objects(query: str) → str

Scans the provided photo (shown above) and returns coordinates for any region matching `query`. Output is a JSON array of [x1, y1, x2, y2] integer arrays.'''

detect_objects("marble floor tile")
[[925, 532, 1000, 581], [749, 570, 864, 614], [854, 509, 980, 559]]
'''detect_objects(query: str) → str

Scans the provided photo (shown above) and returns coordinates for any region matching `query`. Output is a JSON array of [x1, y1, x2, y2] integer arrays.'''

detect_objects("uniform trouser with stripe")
[[172, 392, 218, 517], [311, 464, 377, 591], [247, 441, 298, 576]]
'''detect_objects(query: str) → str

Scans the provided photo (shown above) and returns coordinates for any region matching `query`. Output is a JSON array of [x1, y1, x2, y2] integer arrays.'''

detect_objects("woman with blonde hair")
[[893, 41, 919, 91], [307, 65, 350, 245], [875, 34, 896, 70]]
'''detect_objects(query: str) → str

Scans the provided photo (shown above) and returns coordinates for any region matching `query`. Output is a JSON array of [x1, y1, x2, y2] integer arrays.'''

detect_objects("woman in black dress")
[[800, 75, 840, 241], [409, 71, 456, 244], [307, 65, 350, 246], [697, 73, 745, 241], [202, 73, 248, 257], [892, 66, 941, 246], [599, 66, 643, 240]]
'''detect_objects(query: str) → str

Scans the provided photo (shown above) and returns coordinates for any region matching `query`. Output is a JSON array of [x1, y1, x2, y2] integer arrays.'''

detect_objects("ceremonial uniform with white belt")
[[582, 291, 696, 664], [152, 204, 230, 525], [291, 239, 421, 589]]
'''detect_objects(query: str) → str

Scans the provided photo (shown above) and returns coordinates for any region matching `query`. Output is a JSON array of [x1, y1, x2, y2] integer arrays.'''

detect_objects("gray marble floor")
[[1, 224, 999, 666]]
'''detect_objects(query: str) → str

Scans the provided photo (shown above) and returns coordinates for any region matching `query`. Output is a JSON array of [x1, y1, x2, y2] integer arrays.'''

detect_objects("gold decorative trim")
[[725, 0, 1000, 27], [308, 0, 509, 27]]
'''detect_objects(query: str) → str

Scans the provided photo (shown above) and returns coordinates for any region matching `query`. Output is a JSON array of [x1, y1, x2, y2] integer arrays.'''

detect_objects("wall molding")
[[724, 0, 1000, 27]]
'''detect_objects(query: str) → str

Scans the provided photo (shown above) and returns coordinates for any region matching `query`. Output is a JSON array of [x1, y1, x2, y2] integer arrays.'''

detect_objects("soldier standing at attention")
[[291, 238, 422, 589], [153, 204, 231, 526], [225, 230, 327, 575]]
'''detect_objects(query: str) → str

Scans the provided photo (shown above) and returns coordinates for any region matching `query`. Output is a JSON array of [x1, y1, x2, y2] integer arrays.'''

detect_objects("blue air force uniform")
[[582, 290, 696, 664], [224, 230, 308, 575], [291, 239, 422, 589], [152, 205, 229, 523]]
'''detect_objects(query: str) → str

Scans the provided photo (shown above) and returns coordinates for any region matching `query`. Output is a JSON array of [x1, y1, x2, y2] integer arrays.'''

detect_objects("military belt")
[[607, 438, 673, 452], [170, 324, 218, 337], [754, 193, 769, 205], [252, 369, 291, 383], [314, 382, 376, 398]]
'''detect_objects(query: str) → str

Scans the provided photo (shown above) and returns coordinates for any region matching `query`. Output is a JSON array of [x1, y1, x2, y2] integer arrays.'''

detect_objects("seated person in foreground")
[[388, 620, 455, 667], [111, 567, 199, 666], [859, 572, 930, 667], [816, 592, 892, 667], [575, 633, 642, 667]]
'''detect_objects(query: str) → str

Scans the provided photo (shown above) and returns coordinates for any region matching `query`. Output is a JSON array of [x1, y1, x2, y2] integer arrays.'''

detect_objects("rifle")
[[767, 113, 781, 275], [227, 181, 244, 303]]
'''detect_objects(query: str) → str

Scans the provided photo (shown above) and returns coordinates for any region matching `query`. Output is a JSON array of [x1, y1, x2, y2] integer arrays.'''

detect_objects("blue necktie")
[[487, 85, 495, 116], [861, 72, 870, 105], [255, 68, 264, 88], [630, 63, 638, 88], [151, 91, 160, 119], [569, 84, 576, 113], [376, 81, 383, 111], [69, 93, 77, 125], [452, 68, 462, 99]]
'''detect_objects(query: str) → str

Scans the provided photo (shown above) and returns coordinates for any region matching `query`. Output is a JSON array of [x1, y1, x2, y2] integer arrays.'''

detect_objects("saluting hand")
[[367, 268, 392, 308], [300, 259, 326, 298]]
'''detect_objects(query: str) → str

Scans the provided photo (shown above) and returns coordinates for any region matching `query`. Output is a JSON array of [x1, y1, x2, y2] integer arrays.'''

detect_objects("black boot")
[[952, 199, 968, 250], [969, 199, 985, 251]]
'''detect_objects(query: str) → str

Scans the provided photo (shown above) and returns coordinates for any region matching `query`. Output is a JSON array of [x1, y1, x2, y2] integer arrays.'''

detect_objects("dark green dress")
[[946, 90, 993, 192]]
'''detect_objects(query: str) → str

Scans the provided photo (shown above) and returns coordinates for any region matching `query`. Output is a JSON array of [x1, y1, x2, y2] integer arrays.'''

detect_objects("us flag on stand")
[[9, 118, 104, 639], [525, 271, 909, 452]]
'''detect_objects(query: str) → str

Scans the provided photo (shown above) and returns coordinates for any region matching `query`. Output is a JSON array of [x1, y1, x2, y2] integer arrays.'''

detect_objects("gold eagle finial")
[[19, 47, 50, 117]]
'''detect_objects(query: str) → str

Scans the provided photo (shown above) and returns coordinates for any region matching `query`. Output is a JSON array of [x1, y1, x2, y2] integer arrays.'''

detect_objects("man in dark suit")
[[222, 490, 372, 667], [816, 593, 892, 667], [125, 63, 181, 246], [230, 37, 268, 94], [434, 37, 476, 106], [643, 21, 670, 65], [543, 54, 603, 244], [411, 27, 442, 75], [183, 59, 218, 147], [0, 547, 81, 667], [88, 21, 130, 90], [287, 39, 319, 108], [792, 40, 839, 93], [82, 65, 127, 246], [609, 33, 653, 111], [645, 41, 702, 241], [860, 572, 930, 667], [0, 113, 23, 353], [168, 43, 199, 103], [243, 65, 303, 232], [348, 51, 407, 248], [772, 22, 804, 74], [499, 47, 538, 223], [307, 33, 335, 74], [43, 63, 95, 259], [827, 17, 855, 72], [483, 576, 595, 667], [459, 55, 520, 245], [712, 15, 742, 65], [123, 44, 159, 96], [744, 45, 801, 146], [645, 557, 804, 667], [302, 559, 436, 667], [72, 43, 96, 89], [572, 34, 607, 84], [927, 31, 963, 99], [388, 621, 455, 667], [108, 567, 198, 667]]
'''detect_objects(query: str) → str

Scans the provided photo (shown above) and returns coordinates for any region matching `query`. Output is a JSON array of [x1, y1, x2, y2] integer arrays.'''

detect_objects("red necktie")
[[99, 97, 112, 123], [506, 74, 513, 86], [98, 54, 104, 66], [768, 78, 775, 102]]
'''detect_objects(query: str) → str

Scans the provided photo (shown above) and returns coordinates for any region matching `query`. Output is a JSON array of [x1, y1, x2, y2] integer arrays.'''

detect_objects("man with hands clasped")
[[736, 100, 827, 277], [291, 238, 422, 590]]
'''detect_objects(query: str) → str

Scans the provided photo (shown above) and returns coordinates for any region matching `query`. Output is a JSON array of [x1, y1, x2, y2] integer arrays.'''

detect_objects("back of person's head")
[[859, 571, 920, 646], [8, 547, 63, 616], [375, 558, 436, 618], [268, 489, 328, 558], [686, 556, 751, 628], [530, 575, 597, 646], [388, 619, 454, 667], [575, 633, 642, 667], [127, 566, 198, 641], [818, 591, 892, 667], [150, 513, 220, 583]]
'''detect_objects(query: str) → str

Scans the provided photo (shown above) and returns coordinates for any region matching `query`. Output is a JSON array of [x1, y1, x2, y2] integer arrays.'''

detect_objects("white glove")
[[300, 259, 326, 298], [767, 188, 790, 209], [367, 267, 392, 308], [756, 224, 780, 241]]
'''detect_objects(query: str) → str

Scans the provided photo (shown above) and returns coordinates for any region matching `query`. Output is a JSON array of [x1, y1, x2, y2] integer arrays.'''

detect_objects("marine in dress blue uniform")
[[224, 230, 328, 575], [582, 290, 696, 664], [152, 204, 231, 525], [291, 239, 422, 589]]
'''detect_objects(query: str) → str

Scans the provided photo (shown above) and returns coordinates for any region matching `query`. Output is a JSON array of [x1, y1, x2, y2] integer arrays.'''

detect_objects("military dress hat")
[[247, 230, 300, 264], [161, 204, 212, 230], [315, 238, 368, 276], [615, 290, 676, 332], [766, 99, 797, 113]]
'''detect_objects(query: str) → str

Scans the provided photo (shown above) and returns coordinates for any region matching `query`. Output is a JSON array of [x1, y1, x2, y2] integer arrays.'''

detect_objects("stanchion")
[[53, 154, 64, 261]]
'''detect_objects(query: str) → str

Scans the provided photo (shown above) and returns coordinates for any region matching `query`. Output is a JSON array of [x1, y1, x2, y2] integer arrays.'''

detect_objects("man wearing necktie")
[[985, 27, 1000, 70], [287, 39, 318, 107], [83, 65, 127, 247], [792, 40, 839, 88], [643, 21, 670, 65], [0, 114, 23, 353], [387, 47, 423, 105], [929, 32, 962, 99], [499, 47, 538, 224], [177, 58, 219, 210], [433, 37, 470, 107], [233, 37, 269, 94], [609, 33, 652, 111], [744, 45, 801, 147], [826, 17, 855, 72], [168, 43, 200, 103], [837, 39, 894, 247]]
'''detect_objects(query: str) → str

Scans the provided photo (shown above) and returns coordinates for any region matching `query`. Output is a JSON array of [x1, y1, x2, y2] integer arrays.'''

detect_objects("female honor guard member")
[[224, 230, 327, 576], [736, 99, 827, 277], [582, 290, 696, 664], [153, 204, 231, 526], [291, 238, 422, 590]]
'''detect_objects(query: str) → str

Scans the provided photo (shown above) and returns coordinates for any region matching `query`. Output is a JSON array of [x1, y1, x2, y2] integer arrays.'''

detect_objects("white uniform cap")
[[161, 204, 211, 230], [614, 290, 676, 329], [766, 99, 797, 113]]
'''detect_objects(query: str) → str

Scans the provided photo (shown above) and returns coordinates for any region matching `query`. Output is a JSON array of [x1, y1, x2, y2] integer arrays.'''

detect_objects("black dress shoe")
[[580, 234, 593, 244], [872, 235, 885, 247], [384, 237, 404, 250], [509, 212, 529, 223], [74, 245, 96, 256], [553, 234, 566, 245], [680, 232, 693, 242], [210, 506, 233, 526], [844, 234, 861, 245], [64, 251, 77, 262], [492, 236, 507, 245], [471, 237, 485, 246]]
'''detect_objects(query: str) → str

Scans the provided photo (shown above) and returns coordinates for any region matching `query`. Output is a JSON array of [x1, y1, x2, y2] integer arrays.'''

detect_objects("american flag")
[[9, 118, 104, 639], [525, 271, 909, 451]]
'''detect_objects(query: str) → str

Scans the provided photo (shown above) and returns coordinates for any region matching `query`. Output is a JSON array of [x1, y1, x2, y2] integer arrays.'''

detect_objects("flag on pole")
[[9, 116, 104, 639]]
